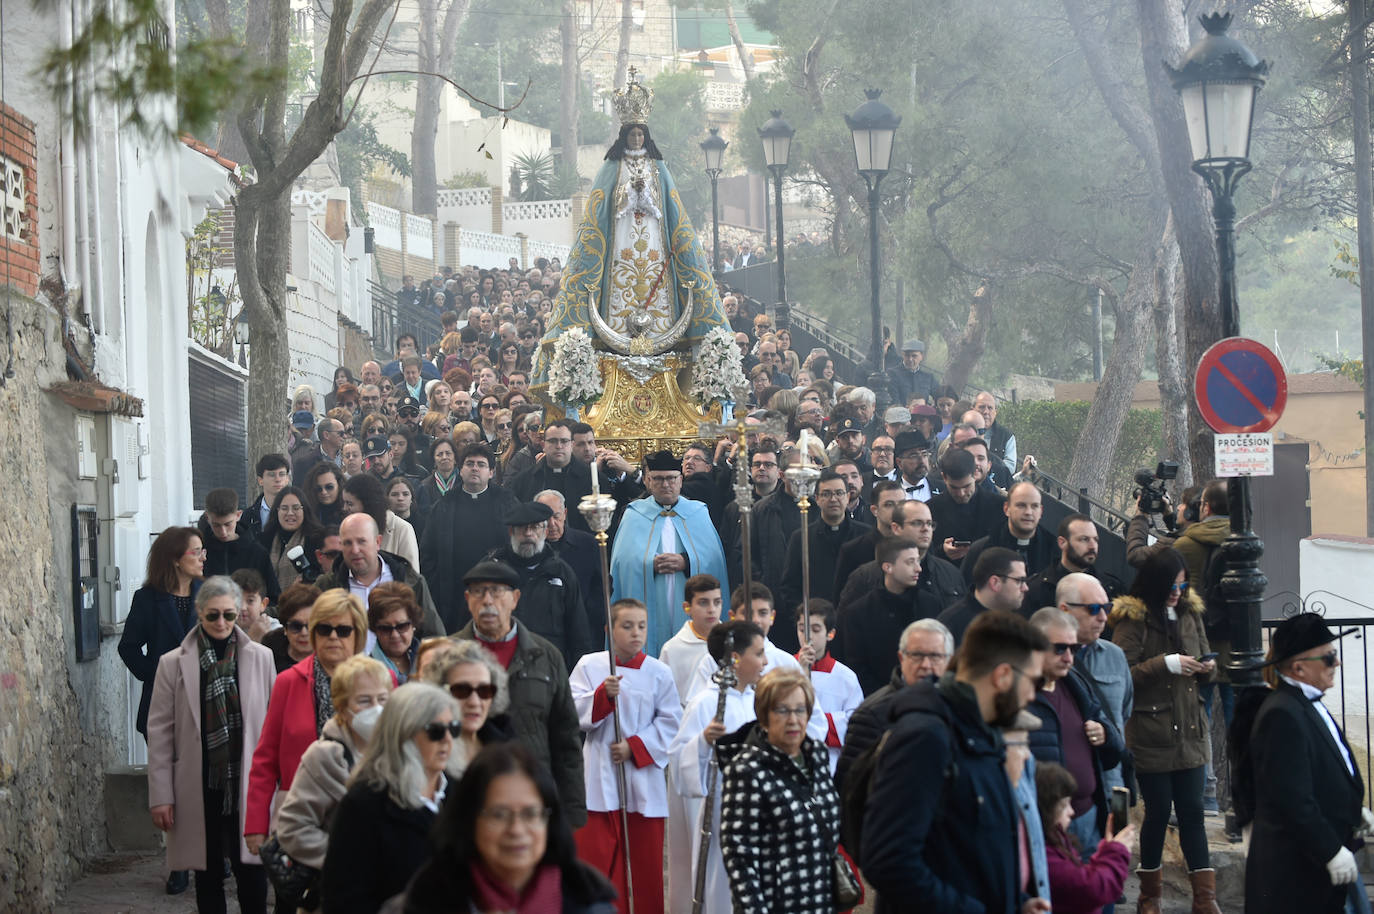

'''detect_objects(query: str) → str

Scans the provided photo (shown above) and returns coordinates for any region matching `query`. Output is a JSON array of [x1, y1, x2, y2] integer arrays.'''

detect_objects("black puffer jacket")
[[719, 722, 841, 914]]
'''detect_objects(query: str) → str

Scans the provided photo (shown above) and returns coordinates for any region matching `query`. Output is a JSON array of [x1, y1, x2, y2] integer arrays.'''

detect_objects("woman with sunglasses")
[[319, 683, 461, 914], [420, 639, 514, 775], [244, 591, 369, 869], [273, 655, 392, 909], [146, 576, 277, 914], [1109, 547, 1218, 914], [262, 582, 323, 674], [303, 463, 345, 527], [259, 486, 322, 590], [368, 582, 425, 684], [497, 342, 521, 383]]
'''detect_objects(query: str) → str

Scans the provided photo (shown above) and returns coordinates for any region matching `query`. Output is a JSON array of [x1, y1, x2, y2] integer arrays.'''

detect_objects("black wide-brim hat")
[[1269, 612, 1358, 665]]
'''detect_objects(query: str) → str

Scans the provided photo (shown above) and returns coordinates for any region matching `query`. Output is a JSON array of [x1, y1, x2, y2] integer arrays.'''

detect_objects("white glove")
[[1327, 846, 1358, 885], [1361, 807, 1374, 838]]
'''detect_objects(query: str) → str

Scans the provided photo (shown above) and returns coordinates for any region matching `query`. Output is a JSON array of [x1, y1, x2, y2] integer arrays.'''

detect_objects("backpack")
[[1226, 685, 1271, 829], [839, 707, 956, 869], [1200, 544, 1230, 641]]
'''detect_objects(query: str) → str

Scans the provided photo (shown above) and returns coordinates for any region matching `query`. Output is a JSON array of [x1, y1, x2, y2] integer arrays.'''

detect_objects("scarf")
[[198, 628, 243, 815], [468, 860, 562, 914], [433, 468, 458, 497], [312, 656, 334, 737]]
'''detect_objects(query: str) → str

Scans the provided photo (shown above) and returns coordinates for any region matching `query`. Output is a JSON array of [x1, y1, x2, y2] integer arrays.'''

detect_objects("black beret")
[[462, 560, 520, 588], [504, 501, 554, 527]]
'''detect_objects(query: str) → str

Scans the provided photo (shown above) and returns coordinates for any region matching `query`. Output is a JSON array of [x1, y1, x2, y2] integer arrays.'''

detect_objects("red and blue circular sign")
[[1194, 337, 1287, 434]]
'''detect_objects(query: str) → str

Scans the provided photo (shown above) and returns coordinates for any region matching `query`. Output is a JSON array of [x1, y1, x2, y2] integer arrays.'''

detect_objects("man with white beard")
[[483, 500, 594, 664]]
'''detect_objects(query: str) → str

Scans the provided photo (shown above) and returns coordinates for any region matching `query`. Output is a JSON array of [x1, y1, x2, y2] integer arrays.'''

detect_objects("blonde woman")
[[419, 639, 513, 776]]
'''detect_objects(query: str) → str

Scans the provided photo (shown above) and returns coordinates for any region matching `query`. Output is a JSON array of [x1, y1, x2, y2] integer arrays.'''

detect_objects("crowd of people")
[[114, 259, 1372, 914]]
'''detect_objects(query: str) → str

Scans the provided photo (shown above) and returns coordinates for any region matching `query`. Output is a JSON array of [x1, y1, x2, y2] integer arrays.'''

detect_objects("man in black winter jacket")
[[836, 618, 953, 792], [483, 501, 593, 665], [863, 611, 1050, 914], [836, 500, 964, 617], [835, 537, 942, 695], [199, 488, 280, 601]]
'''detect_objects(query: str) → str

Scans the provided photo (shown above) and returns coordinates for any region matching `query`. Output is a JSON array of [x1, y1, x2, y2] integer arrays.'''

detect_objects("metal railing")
[[1028, 464, 1134, 536], [369, 280, 442, 360]]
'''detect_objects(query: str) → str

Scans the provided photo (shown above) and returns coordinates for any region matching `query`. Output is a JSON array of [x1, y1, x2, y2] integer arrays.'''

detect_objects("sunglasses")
[[1051, 642, 1079, 656], [1066, 601, 1110, 616], [398, 408, 420, 418], [374, 621, 413, 636], [449, 682, 499, 700], [203, 610, 238, 622], [422, 720, 463, 741], [314, 623, 356, 639], [1296, 651, 1339, 667], [1170, 582, 1190, 593], [284, 620, 309, 634]]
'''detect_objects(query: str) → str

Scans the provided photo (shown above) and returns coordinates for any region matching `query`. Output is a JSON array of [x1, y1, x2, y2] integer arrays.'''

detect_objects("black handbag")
[[259, 834, 319, 903], [833, 852, 862, 910]]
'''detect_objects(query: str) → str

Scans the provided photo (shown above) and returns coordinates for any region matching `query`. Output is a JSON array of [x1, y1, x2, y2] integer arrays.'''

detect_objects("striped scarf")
[[198, 628, 243, 815], [433, 468, 457, 497]]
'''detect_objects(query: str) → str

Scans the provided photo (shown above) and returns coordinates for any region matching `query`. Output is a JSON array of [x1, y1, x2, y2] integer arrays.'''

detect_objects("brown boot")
[[1136, 867, 1162, 914], [1189, 868, 1222, 914]]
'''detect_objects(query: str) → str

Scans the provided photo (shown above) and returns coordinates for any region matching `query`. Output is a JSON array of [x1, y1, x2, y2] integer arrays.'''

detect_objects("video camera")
[[1133, 460, 1180, 531], [285, 544, 323, 583]]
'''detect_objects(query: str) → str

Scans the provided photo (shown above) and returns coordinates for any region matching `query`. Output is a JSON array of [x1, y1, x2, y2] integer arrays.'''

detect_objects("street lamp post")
[[846, 89, 901, 409], [700, 127, 728, 276], [758, 110, 794, 329], [1167, 12, 1269, 686]]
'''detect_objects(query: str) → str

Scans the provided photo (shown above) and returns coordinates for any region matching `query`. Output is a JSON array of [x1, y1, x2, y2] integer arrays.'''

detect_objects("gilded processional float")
[[530, 69, 746, 460]]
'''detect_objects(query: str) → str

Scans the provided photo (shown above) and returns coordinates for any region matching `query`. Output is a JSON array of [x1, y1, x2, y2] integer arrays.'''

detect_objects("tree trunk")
[[614, 0, 633, 90], [939, 284, 993, 394], [1351, 0, 1374, 534], [412, 0, 441, 215], [1137, 0, 1223, 486], [559, 0, 580, 162], [1153, 226, 1193, 489], [723, 0, 756, 84], [1066, 207, 1170, 499]]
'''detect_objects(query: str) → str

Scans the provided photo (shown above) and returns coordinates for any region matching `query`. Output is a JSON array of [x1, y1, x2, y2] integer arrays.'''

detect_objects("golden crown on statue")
[[613, 67, 654, 125]]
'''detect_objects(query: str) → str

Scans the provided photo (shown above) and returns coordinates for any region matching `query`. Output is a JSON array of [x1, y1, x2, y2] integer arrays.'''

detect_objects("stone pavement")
[[57, 854, 266, 914]]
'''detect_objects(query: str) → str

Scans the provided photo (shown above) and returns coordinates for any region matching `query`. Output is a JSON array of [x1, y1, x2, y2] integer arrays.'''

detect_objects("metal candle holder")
[[785, 430, 823, 661], [576, 491, 636, 913]]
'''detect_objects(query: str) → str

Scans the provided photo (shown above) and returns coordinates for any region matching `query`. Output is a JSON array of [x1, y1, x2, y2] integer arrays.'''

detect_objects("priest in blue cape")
[[610, 449, 728, 657], [533, 68, 726, 391]]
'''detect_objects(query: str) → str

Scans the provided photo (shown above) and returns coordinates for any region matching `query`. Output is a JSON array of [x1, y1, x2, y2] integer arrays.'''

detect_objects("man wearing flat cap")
[[482, 501, 592, 663], [451, 559, 586, 825], [890, 338, 938, 407], [609, 450, 728, 657], [1244, 613, 1370, 914]]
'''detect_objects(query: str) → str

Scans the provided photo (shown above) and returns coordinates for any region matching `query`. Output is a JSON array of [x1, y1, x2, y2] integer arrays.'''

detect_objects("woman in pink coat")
[[146, 575, 276, 914]]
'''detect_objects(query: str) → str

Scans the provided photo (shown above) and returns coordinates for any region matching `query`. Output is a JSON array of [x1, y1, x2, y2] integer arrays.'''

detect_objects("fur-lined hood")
[[1109, 588, 1204, 624]]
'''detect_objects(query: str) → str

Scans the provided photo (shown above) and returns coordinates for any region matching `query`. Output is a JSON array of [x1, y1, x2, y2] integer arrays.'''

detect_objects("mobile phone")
[[1198, 652, 1219, 663], [952, 540, 971, 548], [1109, 786, 1130, 827]]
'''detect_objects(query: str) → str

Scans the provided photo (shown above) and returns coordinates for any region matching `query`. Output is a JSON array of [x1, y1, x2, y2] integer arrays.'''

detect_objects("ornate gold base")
[[547, 354, 721, 463]]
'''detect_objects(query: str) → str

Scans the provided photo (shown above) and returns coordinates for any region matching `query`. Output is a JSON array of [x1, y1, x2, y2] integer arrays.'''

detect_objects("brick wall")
[[0, 105, 39, 298]]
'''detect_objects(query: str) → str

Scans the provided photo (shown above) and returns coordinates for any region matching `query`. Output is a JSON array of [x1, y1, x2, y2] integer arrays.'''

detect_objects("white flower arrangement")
[[689, 326, 747, 408], [548, 327, 602, 409]]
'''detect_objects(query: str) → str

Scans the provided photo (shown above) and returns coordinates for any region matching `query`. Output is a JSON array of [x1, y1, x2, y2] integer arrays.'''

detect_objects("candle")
[[798, 428, 810, 466], [591, 450, 600, 497]]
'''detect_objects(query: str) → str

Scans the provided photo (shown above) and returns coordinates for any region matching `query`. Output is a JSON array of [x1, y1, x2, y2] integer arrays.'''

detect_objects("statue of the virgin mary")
[[533, 69, 725, 389]]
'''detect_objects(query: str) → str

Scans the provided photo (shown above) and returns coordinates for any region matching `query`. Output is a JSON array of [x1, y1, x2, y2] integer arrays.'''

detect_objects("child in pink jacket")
[[1036, 762, 1134, 914]]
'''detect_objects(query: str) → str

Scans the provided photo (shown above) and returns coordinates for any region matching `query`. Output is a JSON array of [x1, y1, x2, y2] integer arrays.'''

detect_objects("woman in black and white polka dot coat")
[[719, 668, 842, 914]]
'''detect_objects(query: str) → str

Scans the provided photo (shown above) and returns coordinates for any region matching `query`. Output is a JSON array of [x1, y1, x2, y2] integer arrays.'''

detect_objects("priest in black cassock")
[[508, 419, 593, 533]]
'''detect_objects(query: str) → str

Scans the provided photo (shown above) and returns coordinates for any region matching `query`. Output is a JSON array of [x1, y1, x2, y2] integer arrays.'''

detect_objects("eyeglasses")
[[1066, 601, 1110, 615], [870, 446, 895, 454], [449, 682, 499, 700], [496, 422, 512, 430], [998, 574, 1029, 586], [771, 705, 810, 719], [906, 520, 937, 529], [203, 610, 238, 622], [1296, 651, 1339, 667], [184, 548, 207, 558], [901, 650, 948, 663], [284, 620, 309, 634], [480, 402, 499, 410], [816, 489, 848, 500], [1051, 642, 1079, 656], [314, 623, 356, 639], [467, 584, 513, 599], [278, 504, 304, 514], [374, 621, 413, 637], [422, 721, 462, 741], [479, 806, 552, 828]]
